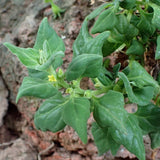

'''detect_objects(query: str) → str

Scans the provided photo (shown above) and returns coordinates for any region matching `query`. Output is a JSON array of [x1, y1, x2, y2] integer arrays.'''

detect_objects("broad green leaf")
[[34, 17, 65, 52], [92, 122, 120, 155], [16, 77, 58, 102], [93, 90, 125, 129], [93, 90, 145, 160], [118, 72, 154, 106], [4, 42, 39, 68], [4, 42, 64, 71], [135, 103, 160, 133], [149, 131, 160, 149], [155, 35, 160, 60], [73, 19, 110, 57], [66, 54, 103, 81], [150, 0, 160, 5], [63, 97, 90, 144], [126, 40, 144, 56], [102, 39, 121, 56], [86, 3, 113, 20], [127, 61, 159, 90], [97, 73, 112, 86], [137, 9, 156, 39], [120, 0, 136, 9], [34, 93, 66, 132], [28, 68, 49, 80], [91, 7, 117, 34], [109, 114, 145, 160], [116, 14, 138, 41], [108, 14, 138, 43], [149, 3, 160, 29]]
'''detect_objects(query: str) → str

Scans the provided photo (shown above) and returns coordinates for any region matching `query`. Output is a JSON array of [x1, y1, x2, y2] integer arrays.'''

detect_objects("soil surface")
[[0, 0, 160, 160]]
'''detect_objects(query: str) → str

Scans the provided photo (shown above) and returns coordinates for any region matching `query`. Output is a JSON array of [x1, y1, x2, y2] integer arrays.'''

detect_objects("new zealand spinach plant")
[[4, 0, 160, 159]]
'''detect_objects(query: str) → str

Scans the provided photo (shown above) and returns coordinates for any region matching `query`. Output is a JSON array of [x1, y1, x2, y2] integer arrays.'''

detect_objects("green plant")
[[4, 0, 160, 159], [44, 0, 64, 18]]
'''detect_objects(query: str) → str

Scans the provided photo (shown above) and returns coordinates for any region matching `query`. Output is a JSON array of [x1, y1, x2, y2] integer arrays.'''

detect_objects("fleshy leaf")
[[118, 72, 154, 106], [155, 35, 160, 60], [86, 3, 113, 20], [120, 0, 136, 9], [4, 43, 39, 68], [34, 93, 66, 132], [34, 17, 65, 52], [92, 122, 120, 155], [135, 103, 160, 133], [63, 97, 90, 144], [126, 40, 144, 56], [109, 114, 145, 160], [137, 9, 156, 39], [93, 90, 145, 160], [16, 77, 58, 102], [149, 131, 160, 149], [102, 40, 121, 56], [73, 19, 110, 57], [4, 42, 64, 71], [28, 68, 49, 80], [108, 14, 138, 43], [66, 54, 103, 81], [127, 61, 159, 90], [91, 7, 117, 34], [149, 3, 160, 29]]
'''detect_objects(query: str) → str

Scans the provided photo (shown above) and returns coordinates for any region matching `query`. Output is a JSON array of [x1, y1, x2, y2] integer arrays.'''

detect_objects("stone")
[[0, 138, 37, 160], [0, 76, 8, 127]]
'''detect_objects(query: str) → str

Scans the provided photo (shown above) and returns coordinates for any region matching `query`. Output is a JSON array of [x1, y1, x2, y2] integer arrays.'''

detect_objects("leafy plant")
[[4, 0, 160, 159], [44, 0, 64, 18]]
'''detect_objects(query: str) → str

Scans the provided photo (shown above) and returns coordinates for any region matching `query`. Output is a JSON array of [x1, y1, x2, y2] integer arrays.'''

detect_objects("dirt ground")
[[0, 0, 160, 160]]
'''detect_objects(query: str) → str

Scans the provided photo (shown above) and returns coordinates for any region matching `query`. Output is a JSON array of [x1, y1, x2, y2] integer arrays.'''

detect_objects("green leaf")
[[66, 54, 103, 81], [91, 7, 117, 34], [34, 17, 65, 52], [127, 61, 159, 90], [63, 97, 90, 144], [4, 42, 39, 68], [155, 35, 160, 60], [126, 40, 144, 56], [149, 3, 160, 29], [118, 72, 154, 106], [93, 90, 125, 129], [73, 19, 110, 57], [34, 93, 66, 132], [102, 39, 121, 56], [28, 68, 49, 80], [16, 77, 58, 102], [149, 131, 160, 149], [137, 9, 156, 38], [135, 103, 160, 133], [120, 0, 136, 9], [150, 0, 160, 5], [92, 122, 120, 155], [113, 63, 121, 79], [86, 3, 113, 20], [93, 90, 145, 160], [109, 114, 145, 160], [109, 14, 138, 43], [4, 42, 64, 71]]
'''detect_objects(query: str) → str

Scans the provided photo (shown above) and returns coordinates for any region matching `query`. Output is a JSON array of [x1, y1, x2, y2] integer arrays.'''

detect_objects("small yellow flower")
[[48, 75, 57, 82]]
